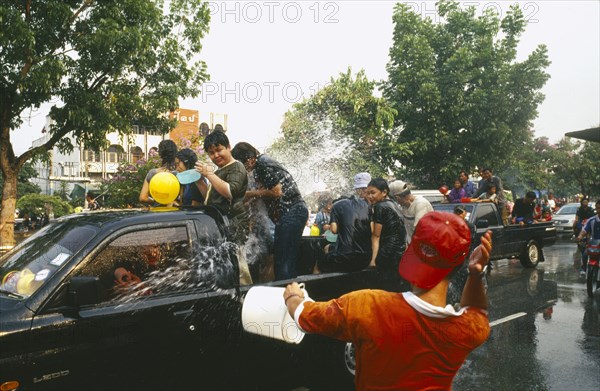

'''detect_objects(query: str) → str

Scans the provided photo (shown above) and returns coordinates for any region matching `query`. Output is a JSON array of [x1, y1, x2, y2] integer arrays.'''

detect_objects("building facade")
[[31, 109, 227, 197]]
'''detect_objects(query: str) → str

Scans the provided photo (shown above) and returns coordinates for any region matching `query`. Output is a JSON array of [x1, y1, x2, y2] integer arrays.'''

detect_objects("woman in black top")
[[365, 178, 406, 272]]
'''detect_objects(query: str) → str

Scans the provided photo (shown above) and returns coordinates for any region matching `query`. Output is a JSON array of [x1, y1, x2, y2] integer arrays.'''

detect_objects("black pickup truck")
[[0, 207, 404, 391], [433, 202, 557, 267]]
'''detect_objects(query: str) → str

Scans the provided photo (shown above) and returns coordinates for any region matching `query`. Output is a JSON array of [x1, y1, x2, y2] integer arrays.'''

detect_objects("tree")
[[0, 161, 42, 202], [502, 135, 555, 197], [0, 0, 210, 246], [269, 68, 399, 194], [16, 194, 73, 219], [381, 0, 550, 187], [551, 138, 600, 198]]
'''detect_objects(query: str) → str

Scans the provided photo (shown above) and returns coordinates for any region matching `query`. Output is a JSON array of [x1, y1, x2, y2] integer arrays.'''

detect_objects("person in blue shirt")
[[315, 172, 372, 273], [576, 199, 600, 274], [175, 148, 205, 206], [459, 170, 477, 198], [314, 195, 333, 234]]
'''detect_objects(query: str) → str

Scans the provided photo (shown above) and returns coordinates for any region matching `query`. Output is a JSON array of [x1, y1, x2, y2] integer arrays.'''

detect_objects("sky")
[[11, 1, 600, 155]]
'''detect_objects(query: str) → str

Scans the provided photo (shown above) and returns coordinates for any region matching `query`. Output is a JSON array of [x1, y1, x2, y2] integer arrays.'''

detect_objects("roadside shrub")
[[17, 194, 73, 218]]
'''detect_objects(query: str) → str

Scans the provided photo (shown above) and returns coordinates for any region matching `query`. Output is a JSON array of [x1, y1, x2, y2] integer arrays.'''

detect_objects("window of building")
[[107, 145, 125, 163], [84, 149, 101, 162]]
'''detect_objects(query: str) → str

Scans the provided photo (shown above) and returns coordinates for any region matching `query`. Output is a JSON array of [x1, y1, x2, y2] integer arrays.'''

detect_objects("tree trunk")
[[0, 168, 17, 250], [1, 118, 19, 250]]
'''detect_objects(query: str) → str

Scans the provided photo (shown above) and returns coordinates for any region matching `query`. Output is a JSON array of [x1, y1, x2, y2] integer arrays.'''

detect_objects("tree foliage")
[[502, 135, 555, 197], [550, 138, 600, 198], [0, 0, 210, 244], [269, 68, 399, 194], [381, 0, 550, 187], [16, 194, 73, 218]]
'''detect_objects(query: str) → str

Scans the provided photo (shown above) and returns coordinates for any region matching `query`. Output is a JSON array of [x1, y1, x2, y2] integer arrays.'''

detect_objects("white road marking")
[[556, 283, 586, 289], [489, 312, 527, 327]]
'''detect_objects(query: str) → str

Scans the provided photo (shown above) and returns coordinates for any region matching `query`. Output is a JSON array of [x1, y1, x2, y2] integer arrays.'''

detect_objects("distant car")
[[551, 203, 580, 235]]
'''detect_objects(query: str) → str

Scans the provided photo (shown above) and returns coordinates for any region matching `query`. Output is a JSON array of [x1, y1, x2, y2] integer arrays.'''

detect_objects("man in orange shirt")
[[284, 212, 492, 390]]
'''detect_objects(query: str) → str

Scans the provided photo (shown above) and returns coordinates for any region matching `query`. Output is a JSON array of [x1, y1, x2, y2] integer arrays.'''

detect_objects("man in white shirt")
[[547, 193, 556, 212], [389, 180, 433, 243]]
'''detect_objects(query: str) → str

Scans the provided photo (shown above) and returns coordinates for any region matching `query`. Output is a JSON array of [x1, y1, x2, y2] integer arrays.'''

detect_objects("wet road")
[[453, 237, 600, 390]]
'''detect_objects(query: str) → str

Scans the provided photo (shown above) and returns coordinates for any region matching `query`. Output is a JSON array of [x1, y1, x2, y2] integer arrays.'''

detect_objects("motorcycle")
[[586, 239, 600, 298]]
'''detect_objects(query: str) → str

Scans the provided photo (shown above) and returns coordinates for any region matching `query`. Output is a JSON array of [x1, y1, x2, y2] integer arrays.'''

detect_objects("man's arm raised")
[[460, 230, 493, 309]]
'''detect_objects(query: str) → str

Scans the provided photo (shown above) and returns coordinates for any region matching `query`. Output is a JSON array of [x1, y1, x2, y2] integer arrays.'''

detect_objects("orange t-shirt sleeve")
[[452, 308, 491, 349], [298, 290, 384, 342], [298, 291, 371, 341]]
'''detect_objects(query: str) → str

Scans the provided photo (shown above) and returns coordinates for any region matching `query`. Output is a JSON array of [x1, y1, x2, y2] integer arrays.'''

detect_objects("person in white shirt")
[[547, 193, 556, 212], [389, 180, 433, 243]]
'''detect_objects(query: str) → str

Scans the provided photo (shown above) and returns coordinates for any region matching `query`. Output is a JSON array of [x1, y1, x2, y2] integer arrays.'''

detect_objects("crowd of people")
[[1, 128, 587, 391], [140, 135, 584, 284]]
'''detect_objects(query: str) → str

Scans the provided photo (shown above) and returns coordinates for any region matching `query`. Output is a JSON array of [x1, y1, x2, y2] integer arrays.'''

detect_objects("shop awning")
[[69, 184, 86, 200], [565, 127, 600, 143]]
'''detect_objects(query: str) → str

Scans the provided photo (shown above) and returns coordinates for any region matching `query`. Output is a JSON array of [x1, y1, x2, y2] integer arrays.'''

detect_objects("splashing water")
[[265, 124, 354, 199], [112, 241, 240, 305]]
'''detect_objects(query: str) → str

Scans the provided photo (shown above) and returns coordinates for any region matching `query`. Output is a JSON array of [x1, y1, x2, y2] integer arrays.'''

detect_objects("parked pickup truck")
[[0, 207, 406, 391], [433, 202, 557, 268]]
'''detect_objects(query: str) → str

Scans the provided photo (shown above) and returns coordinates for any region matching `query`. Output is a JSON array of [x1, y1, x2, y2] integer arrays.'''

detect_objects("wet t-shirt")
[[576, 206, 595, 221], [253, 155, 304, 222], [400, 196, 433, 243], [206, 160, 248, 218], [330, 196, 371, 257], [511, 198, 535, 222], [297, 290, 490, 391], [370, 198, 406, 270], [145, 167, 178, 184]]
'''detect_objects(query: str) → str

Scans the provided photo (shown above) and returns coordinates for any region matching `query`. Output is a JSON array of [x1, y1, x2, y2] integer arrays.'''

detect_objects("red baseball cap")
[[398, 212, 471, 289]]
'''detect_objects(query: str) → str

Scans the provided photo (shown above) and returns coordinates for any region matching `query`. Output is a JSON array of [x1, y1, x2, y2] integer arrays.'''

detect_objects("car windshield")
[[556, 205, 578, 215], [0, 221, 98, 299]]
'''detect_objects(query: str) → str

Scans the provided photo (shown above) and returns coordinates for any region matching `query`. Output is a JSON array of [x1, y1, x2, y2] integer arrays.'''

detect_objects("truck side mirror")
[[476, 219, 489, 229], [67, 276, 101, 308]]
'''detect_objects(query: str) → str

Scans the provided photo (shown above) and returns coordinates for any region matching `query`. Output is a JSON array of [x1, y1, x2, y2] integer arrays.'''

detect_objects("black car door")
[[473, 203, 505, 259], [26, 220, 240, 390]]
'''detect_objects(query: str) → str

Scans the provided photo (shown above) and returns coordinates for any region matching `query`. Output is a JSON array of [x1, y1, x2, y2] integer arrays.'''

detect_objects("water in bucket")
[[241, 284, 307, 344]]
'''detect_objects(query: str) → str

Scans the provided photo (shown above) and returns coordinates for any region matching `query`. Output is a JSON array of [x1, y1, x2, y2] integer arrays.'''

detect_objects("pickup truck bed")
[[434, 202, 557, 267]]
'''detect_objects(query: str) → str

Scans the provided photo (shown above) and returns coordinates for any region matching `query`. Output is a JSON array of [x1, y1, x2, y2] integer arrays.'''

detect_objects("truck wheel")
[[586, 265, 598, 298], [344, 342, 356, 376], [520, 240, 540, 268]]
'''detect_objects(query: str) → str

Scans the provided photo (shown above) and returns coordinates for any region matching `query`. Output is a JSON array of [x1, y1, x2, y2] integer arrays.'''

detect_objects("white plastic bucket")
[[242, 284, 307, 344]]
